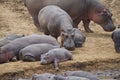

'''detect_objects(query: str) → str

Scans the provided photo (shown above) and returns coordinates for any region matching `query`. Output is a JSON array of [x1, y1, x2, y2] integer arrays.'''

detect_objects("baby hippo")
[[40, 48, 73, 70], [0, 34, 24, 47], [19, 43, 59, 61], [74, 28, 86, 47], [53, 74, 90, 80], [62, 71, 99, 80], [38, 5, 75, 50], [112, 28, 120, 53]]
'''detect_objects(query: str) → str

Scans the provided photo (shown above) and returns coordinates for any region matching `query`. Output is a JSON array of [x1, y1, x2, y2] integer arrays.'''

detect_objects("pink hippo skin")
[[24, 0, 115, 32]]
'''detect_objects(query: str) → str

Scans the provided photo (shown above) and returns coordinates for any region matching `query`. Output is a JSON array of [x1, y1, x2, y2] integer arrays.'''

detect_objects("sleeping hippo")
[[53, 74, 90, 80], [74, 28, 86, 47], [0, 34, 24, 47], [112, 28, 120, 53], [38, 5, 75, 50], [40, 48, 73, 70], [62, 71, 99, 80], [24, 0, 115, 33], [31, 73, 55, 80], [0, 34, 59, 63], [19, 43, 59, 62]]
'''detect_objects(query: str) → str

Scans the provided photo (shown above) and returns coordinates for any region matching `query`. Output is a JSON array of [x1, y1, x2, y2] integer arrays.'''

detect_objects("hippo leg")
[[82, 19, 93, 33], [73, 18, 82, 28], [23, 55, 36, 62], [53, 58, 59, 71]]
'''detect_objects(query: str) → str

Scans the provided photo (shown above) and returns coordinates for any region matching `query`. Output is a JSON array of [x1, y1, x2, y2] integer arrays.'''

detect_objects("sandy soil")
[[0, 0, 120, 80]]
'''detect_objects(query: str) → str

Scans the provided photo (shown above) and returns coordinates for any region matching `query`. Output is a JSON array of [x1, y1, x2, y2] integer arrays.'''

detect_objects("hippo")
[[19, 43, 59, 62], [53, 74, 90, 80], [40, 48, 73, 70], [112, 28, 120, 53], [62, 71, 100, 80], [38, 5, 75, 50], [31, 73, 55, 80], [0, 34, 24, 47], [24, 0, 115, 33], [74, 28, 86, 47], [0, 34, 59, 63]]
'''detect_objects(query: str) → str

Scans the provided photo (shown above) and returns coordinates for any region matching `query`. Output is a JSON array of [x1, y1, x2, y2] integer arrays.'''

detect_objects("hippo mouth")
[[114, 43, 120, 53], [102, 23, 116, 32]]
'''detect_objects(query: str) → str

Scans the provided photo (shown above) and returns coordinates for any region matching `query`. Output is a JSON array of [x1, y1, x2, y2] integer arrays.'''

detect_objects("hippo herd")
[[1, 0, 120, 79], [18, 71, 99, 80]]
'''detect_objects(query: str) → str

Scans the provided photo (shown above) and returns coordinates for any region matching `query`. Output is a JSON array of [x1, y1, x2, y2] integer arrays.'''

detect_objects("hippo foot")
[[9, 57, 17, 62], [55, 67, 59, 71], [23, 56, 36, 62]]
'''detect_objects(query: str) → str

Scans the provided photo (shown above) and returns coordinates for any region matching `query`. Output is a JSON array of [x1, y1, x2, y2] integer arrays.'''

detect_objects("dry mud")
[[0, 0, 120, 80]]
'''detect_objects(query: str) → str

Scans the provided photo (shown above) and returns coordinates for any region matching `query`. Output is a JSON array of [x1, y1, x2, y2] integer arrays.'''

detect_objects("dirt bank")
[[0, 0, 120, 80]]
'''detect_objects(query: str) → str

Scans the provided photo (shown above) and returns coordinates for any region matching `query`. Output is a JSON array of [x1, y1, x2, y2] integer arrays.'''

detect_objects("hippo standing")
[[24, 0, 115, 32], [53, 74, 90, 80], [62, 71, 99, 80], [0, 34, 59, 63], [74, 28, 86, 47], [38, 5, 75, 50], [0, 34, 24, 47], [40, 48, 73, 70], [112, 28, 120, 53], [19, 43, 59, 61]]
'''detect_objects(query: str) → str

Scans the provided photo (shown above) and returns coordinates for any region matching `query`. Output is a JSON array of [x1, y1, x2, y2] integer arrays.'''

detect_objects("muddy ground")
[[0, 0, 120, 80]]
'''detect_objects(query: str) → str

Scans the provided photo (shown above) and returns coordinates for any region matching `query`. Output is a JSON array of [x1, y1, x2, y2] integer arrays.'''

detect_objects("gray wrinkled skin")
[[24, 0, 115, 33], [74, 28, 86, 47], [19, 43, 60, 61], [53, 74, 90, 80], [112, 29, 120, 53], [0, 34, 24, 47], [40, 48, 73, 70], [31, 73, 55, 80], [0, 34, 59, 63], [38, 5, 75, 50], [62, 71, 100, 80]]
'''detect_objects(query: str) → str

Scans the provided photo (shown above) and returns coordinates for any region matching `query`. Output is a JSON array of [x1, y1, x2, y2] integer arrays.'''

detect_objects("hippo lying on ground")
[[19, 43, 59, 61], [74, 28, 86, 47], [62, 71, 99, 80], [53, 74, 90, 80], [40, 48, 73, 70], [32, 73, 55, 80], [112, 28, 120, 53], [38, 5, 75, 50], [24, 0, 115, 32], [0, 34, 24, 47], [0, 34, 59, 63]]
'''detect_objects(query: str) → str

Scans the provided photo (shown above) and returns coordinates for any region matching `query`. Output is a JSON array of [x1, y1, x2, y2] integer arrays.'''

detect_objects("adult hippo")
[[0, 34, 59, 63], [38, 5, 75, 50], [24, 0, 115, 33]]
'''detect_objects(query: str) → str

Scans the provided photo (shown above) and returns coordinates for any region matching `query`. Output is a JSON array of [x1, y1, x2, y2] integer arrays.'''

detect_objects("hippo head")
[[40, 53, 53, 65], [0, 48, 13, 63], [91, 8, 115, 31], [60, 29, 75, 50]]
